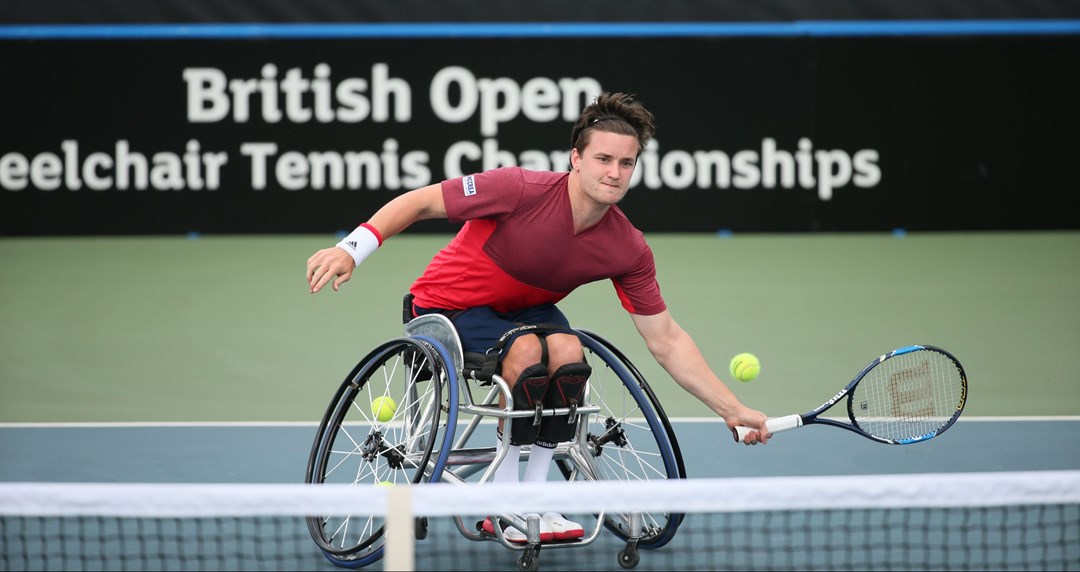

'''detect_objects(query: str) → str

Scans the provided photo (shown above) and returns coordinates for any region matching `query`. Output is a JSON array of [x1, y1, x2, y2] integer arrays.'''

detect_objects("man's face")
[[572, 130, 640, 206]]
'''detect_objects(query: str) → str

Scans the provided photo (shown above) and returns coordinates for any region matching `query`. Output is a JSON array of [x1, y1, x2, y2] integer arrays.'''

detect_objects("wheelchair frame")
[[305, 312, 686, 571]]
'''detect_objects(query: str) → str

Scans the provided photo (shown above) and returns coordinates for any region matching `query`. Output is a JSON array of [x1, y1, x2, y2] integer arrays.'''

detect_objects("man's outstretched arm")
[[630, 310, 770, 445], [306, 183, 446, 293]]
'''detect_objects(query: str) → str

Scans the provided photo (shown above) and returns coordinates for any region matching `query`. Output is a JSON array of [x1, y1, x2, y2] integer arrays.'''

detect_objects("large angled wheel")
[[556, 330, 686, 550], [306, 337, 457, 568]]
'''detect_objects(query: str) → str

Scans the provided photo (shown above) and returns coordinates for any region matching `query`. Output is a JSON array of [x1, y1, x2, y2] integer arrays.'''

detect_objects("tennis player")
[[306, 92, 770, 542]]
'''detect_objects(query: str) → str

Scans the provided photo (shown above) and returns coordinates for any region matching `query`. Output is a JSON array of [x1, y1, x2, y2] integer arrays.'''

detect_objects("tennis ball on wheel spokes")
[[371, 396, 397, 422], [729, 353, 760, 382]]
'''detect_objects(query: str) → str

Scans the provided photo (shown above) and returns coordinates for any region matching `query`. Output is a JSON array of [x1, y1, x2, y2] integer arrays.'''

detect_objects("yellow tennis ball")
[[729, 353, 760, 382], [371, 396, 397, 422]]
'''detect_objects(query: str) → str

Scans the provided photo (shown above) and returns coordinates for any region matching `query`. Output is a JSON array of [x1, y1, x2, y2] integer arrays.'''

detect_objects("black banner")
[[2, 35, 1078, 234]]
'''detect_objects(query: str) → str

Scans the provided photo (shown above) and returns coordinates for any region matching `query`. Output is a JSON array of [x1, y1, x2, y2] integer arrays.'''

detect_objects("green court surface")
[[1, 231, 1078, 423]]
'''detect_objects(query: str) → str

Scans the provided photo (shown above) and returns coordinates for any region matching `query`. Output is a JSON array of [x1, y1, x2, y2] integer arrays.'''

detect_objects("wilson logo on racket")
[[888, 360, 935, 419]]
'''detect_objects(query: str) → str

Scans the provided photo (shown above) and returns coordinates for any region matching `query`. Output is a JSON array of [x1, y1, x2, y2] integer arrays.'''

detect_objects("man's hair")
[[570, 92, 656, 156]]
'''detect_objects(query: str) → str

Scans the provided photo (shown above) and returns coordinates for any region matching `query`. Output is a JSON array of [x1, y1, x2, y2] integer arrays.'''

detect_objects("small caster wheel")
[[518, 545, 541, 571], [414, 516, 428, 540], [618, 543, 640, 568]]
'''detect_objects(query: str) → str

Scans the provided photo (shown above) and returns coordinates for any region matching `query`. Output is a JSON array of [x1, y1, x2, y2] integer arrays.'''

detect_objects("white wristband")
[[335, 224, 381, 268]]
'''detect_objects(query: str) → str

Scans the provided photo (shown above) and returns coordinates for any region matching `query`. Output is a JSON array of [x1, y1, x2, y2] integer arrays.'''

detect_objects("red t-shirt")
[[410, 166, 666, 315]]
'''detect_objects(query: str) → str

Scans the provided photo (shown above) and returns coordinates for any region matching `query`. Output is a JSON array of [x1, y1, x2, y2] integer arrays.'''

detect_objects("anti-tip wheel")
[[518, 545, 541, 571]]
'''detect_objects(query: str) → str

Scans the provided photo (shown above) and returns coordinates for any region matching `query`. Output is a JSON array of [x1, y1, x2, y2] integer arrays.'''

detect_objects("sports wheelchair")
[[305, 296, 686, 571]]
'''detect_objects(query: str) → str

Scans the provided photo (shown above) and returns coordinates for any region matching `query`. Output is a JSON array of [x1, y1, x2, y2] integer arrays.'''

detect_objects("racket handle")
[[733, 414, 803, 443]]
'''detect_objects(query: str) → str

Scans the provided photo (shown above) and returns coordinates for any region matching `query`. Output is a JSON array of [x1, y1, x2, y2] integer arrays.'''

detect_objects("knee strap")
[[508, 363, 549, 446], [468, 328, 552, 383], [536, 362, 591, 447]]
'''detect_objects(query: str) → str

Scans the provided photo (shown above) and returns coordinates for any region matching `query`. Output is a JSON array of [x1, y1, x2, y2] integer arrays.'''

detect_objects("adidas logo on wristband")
[[336, 225, 380, 268]]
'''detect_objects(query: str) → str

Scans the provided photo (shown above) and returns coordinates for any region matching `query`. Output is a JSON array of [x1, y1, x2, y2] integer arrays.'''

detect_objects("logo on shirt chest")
[[463, 175, 476, 196]]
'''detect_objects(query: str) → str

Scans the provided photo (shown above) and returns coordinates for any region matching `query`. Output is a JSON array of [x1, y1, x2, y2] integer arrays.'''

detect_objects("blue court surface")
[[2, 418, 1078, 484]]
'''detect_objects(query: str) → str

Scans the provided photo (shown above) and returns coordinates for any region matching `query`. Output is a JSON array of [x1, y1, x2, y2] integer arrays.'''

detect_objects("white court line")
[[668, 416, 1080, 423], [0, 421, 322, 428], [0, 416, 1077, 428]]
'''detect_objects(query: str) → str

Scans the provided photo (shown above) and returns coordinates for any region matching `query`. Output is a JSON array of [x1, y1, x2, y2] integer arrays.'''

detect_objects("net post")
[[384, 485, 415, 571]]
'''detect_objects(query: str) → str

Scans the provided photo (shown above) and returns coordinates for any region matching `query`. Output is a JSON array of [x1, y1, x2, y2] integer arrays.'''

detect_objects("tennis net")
[[2, 471, 1077, 571]]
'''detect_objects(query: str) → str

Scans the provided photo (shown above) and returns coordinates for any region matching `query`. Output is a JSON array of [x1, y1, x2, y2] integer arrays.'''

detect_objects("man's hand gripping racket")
[[734, 345, 967, 445]]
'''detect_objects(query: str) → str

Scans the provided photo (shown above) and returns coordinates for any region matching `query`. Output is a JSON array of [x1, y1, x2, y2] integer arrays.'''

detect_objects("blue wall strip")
[[1, 20, 1079, 40]]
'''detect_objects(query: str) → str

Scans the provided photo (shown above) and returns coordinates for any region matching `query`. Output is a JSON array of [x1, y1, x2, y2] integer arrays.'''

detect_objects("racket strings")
[[851, 350, 965, 441]]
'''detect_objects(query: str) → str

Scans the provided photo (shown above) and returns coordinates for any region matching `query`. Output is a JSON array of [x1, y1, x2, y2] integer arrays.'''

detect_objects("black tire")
[[305, 337, 456, 567], [555, 330, 686, 549]]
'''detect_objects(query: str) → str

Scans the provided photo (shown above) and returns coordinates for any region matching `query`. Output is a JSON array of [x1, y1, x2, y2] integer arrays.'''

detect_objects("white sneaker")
[[482, 513, 554, 543], [542, 512, 584, 540]]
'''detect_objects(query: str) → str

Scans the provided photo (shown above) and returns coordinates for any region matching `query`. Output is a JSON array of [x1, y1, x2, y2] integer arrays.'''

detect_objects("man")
[[306, 92, 770, 543]]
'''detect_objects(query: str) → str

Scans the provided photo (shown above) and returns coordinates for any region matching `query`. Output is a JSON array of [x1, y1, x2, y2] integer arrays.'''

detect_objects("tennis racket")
[[734, 345, 967, 445]]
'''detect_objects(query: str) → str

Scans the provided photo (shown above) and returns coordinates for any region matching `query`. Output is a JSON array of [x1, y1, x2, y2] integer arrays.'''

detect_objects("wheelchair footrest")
[[476, 516, 587, 545]]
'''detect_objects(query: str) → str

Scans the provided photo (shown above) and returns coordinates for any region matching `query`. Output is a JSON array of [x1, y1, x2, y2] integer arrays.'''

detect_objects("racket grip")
[[733, 414, 803, 443]]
